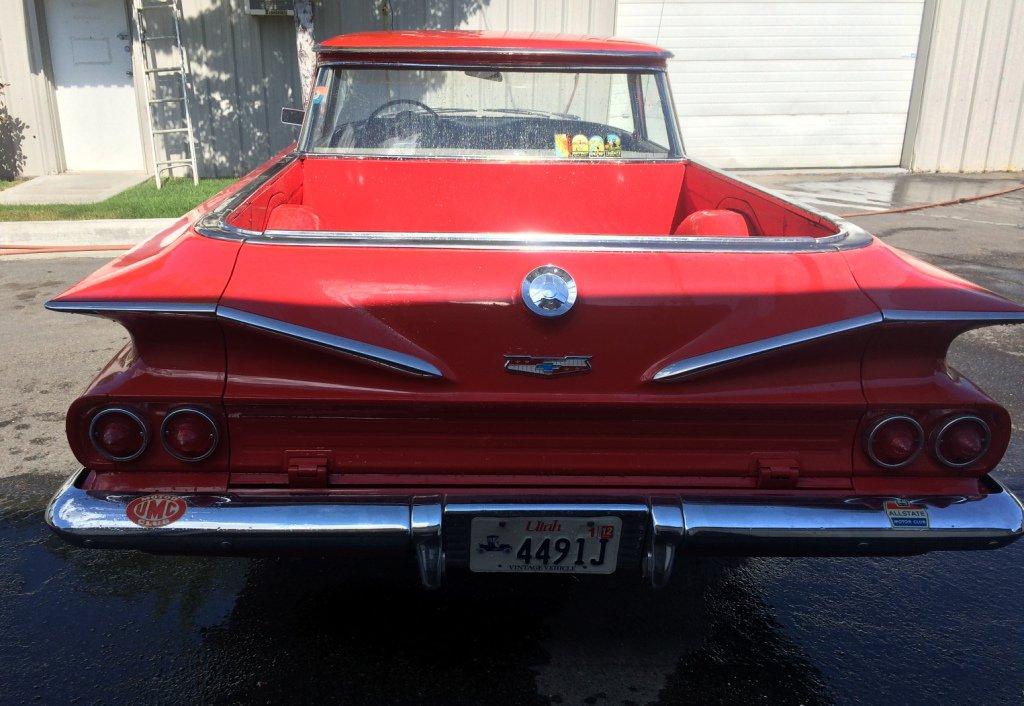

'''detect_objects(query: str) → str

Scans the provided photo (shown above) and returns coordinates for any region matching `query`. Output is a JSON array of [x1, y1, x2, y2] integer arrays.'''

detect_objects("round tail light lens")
[[161, 408, 219, 462], [865, 415, 924, 469], [89, 408, 148, 461], [934, 415, 990, 467]]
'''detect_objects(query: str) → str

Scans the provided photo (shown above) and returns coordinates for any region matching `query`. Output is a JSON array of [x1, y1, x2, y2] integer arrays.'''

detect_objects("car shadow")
[[192, 555, 833, 705]]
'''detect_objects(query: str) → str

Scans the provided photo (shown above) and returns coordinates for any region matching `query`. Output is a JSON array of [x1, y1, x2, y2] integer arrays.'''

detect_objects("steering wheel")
[[365, 98, 440, 124], [356, 98, 441, 149]]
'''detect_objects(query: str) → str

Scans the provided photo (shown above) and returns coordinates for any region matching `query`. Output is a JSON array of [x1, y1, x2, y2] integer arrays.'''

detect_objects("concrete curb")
[[0, 218, 178, 246]]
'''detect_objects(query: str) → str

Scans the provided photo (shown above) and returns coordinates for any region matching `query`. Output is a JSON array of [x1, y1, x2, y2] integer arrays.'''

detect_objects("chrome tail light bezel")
[[865, 414, 925, 469], [932, 414, 992, 468], [160, 407, 220, 462], [88, 407, 149, 462]]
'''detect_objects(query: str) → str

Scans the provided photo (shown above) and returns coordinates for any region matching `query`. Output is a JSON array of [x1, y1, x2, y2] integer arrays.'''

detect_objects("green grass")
[[0, 179, 22, 192], [0, 177, 235, 221]]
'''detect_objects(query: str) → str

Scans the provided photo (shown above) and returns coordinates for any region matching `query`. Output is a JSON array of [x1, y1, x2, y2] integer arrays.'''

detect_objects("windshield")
[[300, 66, 678, 160]]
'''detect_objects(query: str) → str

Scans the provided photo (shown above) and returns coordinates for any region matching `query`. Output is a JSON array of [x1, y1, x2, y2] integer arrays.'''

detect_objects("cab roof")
[[315, 30, 671, 64]]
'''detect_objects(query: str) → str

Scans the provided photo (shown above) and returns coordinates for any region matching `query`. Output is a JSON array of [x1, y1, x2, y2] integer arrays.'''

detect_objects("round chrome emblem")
[[522, 265, 577, 318]]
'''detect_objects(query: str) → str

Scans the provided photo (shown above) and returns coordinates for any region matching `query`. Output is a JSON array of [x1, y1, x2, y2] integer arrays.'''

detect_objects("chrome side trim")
[[193, 153, 298, 242], [45, 300, 217, 315], [883, 309, 1024, 324], [245, 228, 871, 253], [215, 305, 443, 379], [652, 312, 882, 382]]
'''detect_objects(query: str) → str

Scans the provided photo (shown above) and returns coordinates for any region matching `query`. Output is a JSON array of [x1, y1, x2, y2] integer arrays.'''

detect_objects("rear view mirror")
[[281, 107, 305, 127]]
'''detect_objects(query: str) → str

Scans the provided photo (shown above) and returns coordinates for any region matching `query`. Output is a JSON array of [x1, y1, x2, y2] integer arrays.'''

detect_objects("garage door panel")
[[616, 0, 925, 168], [680, 113, 908, 168]]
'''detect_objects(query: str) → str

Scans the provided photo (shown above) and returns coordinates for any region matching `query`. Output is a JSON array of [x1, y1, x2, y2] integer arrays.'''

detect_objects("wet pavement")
[[1, 172, 1023, 704]]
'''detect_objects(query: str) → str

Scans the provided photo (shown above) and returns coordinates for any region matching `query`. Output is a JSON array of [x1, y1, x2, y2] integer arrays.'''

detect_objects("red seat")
[[266, 204, 321, 231], [674, 209, 751, 237]]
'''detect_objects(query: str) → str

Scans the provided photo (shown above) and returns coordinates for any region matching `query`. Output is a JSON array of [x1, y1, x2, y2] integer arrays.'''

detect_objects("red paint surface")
[[47, 150, 1022, 498]]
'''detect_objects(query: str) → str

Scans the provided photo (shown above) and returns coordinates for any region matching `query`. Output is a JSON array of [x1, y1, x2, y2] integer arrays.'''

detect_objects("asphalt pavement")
[[1, 172, 1022, 705]]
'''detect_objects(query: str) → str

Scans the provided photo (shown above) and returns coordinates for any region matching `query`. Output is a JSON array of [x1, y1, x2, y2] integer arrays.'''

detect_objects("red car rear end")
[[45, 31, 1024, 587]]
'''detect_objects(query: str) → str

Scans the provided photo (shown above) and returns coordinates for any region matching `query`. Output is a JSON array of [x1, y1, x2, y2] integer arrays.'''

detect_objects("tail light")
[[933, 415, 990, 468], [89, 408, 148, 461], [865, 415, 924, 469], [161, 407, 219, 462]]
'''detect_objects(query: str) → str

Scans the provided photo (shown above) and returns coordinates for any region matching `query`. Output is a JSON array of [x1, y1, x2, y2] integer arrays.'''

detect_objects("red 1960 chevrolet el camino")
[[44, 31, 1024, 587]]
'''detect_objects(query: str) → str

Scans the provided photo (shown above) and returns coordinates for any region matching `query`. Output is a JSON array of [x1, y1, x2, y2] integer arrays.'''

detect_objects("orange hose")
[[839, 182, 1024, 218], [0, 244, 132, 256]]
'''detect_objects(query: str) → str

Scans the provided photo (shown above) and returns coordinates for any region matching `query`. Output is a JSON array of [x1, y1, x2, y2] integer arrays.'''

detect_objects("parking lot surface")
[[1, 172, 1022, 704]]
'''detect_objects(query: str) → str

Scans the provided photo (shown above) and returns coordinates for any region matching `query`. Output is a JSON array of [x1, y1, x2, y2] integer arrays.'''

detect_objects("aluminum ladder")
[[133, 0, 199, 188]]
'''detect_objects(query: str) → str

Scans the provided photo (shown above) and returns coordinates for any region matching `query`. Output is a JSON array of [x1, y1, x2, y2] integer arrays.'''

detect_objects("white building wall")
[[910, 0, 1024, 172], [0, 0, 64, 177]]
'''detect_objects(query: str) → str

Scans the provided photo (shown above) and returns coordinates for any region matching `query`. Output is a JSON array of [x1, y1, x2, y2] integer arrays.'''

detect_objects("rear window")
[[300, 66, 679, 161]]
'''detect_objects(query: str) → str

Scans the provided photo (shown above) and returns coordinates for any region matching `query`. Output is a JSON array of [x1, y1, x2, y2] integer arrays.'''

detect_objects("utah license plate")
[[469, 516, 622, 574]]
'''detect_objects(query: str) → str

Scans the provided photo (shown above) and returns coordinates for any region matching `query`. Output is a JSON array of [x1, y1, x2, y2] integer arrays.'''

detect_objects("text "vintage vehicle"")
[[45, 31, 1024, 587]]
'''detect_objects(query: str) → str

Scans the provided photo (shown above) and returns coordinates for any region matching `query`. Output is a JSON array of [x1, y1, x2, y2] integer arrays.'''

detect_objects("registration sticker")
[[126, 494, 187, 528], [884, 500, 929, 529]]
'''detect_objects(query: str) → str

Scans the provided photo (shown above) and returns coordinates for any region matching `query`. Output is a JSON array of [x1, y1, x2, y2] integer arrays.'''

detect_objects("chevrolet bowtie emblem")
[[504, 355, 592, 377]]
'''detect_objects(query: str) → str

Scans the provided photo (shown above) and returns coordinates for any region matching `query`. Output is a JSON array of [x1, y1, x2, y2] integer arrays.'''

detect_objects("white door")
[[616, 0, 925, 169], [44, 0, 146, 171]]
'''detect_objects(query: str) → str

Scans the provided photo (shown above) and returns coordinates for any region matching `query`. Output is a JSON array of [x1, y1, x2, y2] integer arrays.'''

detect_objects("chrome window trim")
[[652, 313, 883, 382], [865, 415, 925, 469], [89, 407, 149, 462], [160, 407, 220, 463], [215, 305, 444, 379], [932, 415, 992, 468]]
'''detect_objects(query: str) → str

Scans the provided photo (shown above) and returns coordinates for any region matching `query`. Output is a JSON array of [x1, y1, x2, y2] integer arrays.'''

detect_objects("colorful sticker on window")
[[571, 134, 590, 158], [555, 132, 623, 158], [553, 133, 571, 158], [606, 133, 622, 157]]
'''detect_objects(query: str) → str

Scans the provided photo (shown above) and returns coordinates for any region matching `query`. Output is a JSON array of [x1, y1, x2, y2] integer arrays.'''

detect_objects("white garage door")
[[615, 0, 925, 168]]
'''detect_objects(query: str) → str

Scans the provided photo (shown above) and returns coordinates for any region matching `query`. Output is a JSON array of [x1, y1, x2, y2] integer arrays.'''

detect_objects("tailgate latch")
[[287, 455, 329, 487], [756, 458, 800, 489]]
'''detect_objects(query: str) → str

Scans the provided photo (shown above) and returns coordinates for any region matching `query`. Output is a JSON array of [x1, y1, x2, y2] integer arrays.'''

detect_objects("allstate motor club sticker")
[[884, 500, 929, 529], [126, 494, 187, 528]]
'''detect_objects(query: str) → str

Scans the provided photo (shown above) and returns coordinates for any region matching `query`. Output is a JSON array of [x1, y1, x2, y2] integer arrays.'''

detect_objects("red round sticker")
[[125, 494, 187, 528]]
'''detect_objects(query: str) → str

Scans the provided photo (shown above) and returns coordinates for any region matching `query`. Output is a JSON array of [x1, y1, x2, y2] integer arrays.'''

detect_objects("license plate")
[[469, 516, 622, 574]]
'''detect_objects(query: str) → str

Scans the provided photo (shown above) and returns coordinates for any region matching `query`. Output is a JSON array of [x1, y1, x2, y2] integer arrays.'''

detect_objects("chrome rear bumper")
[[46, 470, 1024, 588]]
